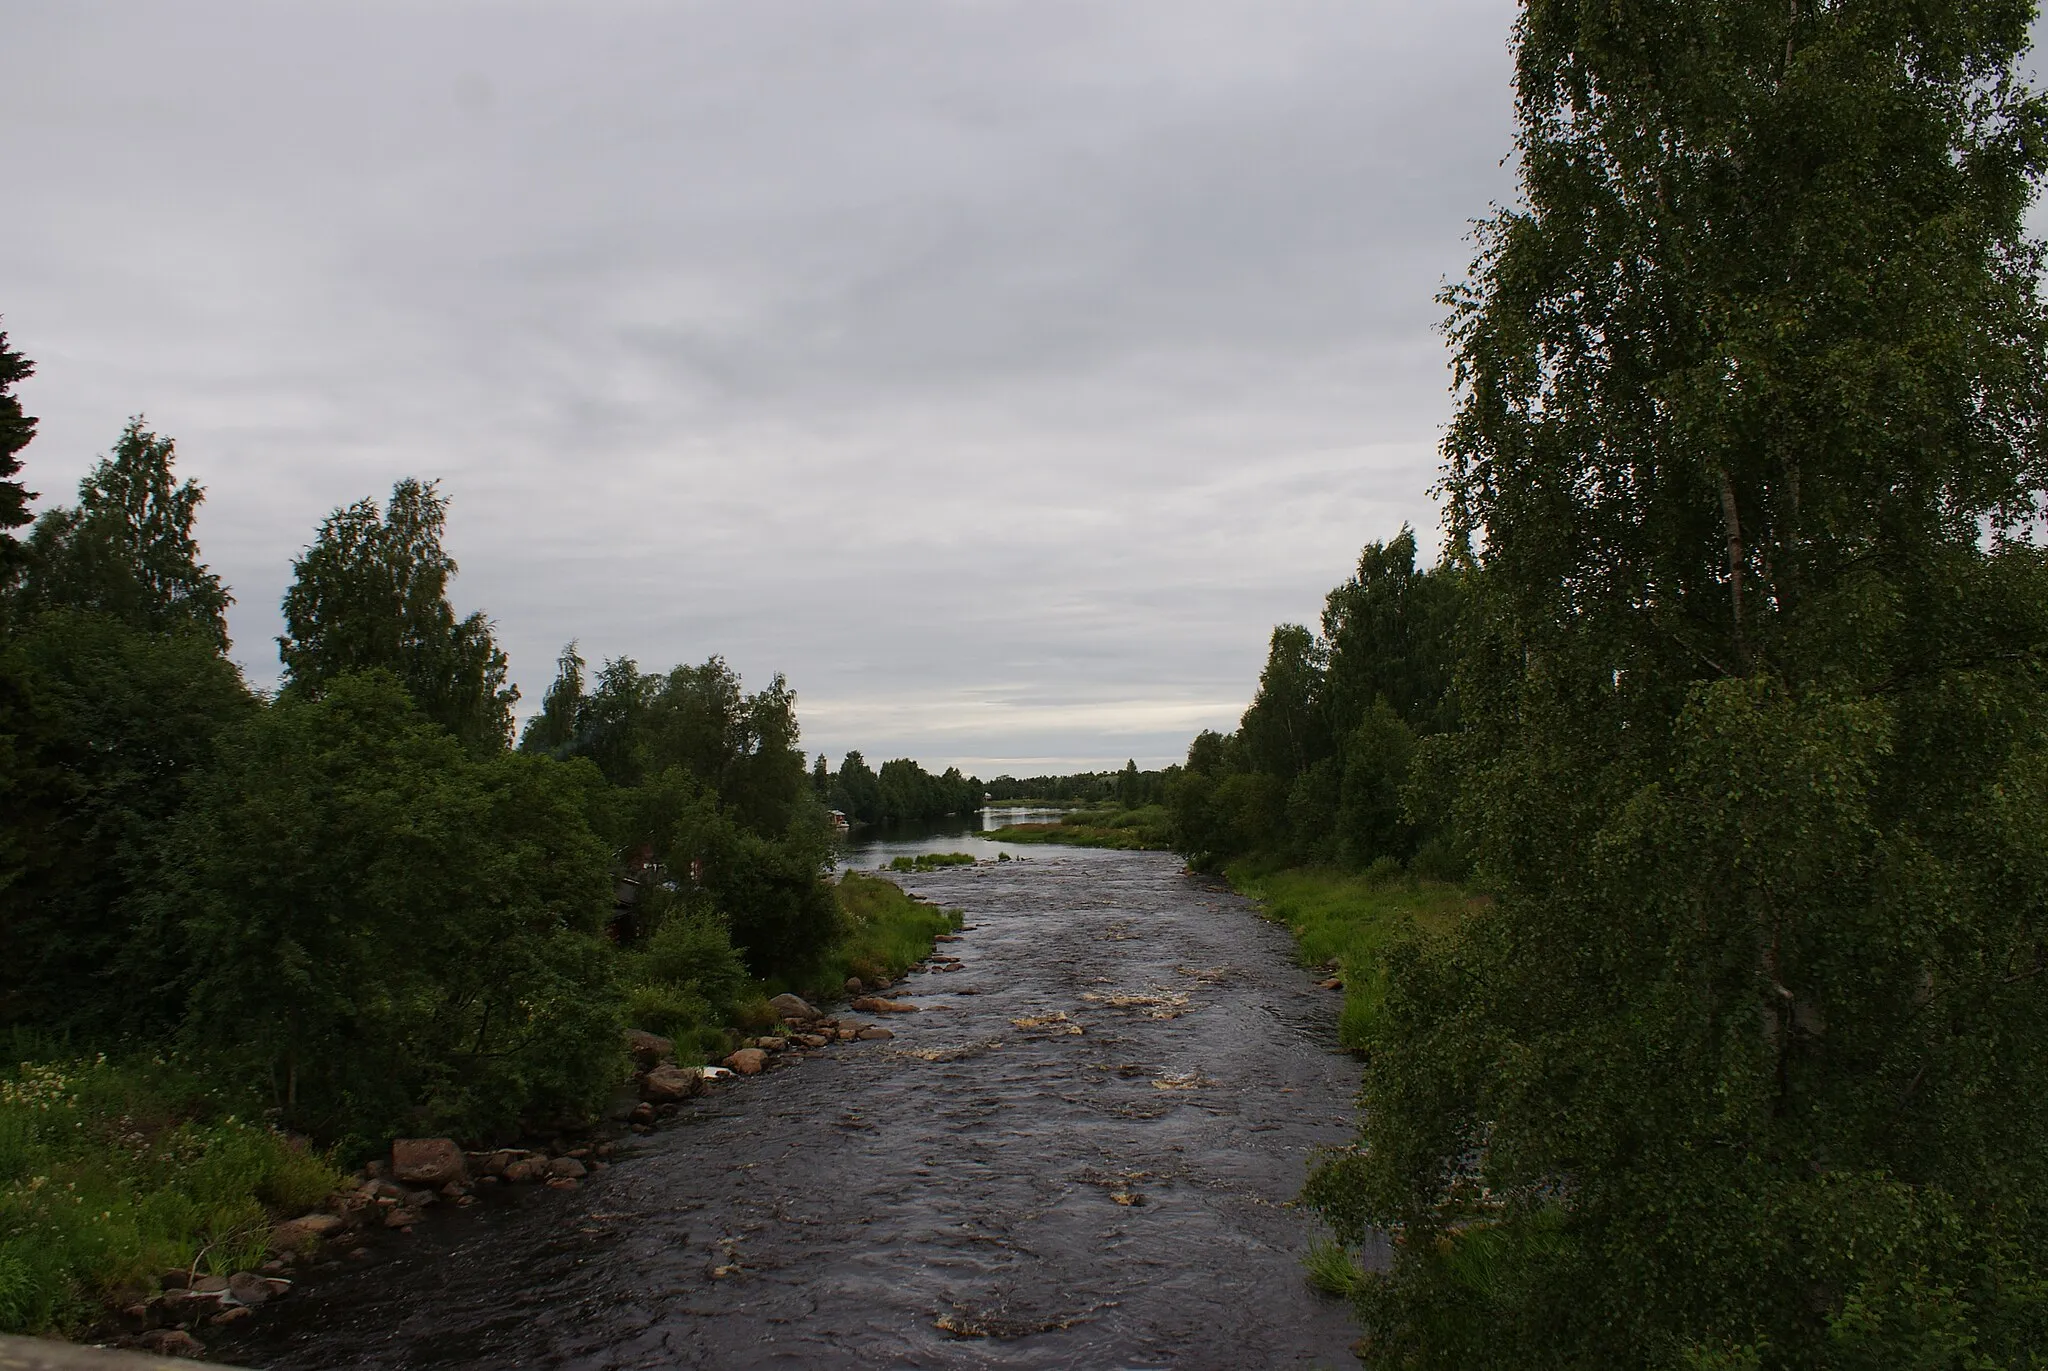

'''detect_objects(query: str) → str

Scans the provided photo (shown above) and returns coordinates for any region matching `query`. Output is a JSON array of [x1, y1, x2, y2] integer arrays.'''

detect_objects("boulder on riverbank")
[[769, 993, 820, 1022], [391, 1138, 467, 1186], [723, 1047, 768, 1075], [625, 1029, 675, 1067], [270, 1212, 346, 1252], [641, 1064, 702, 1102]]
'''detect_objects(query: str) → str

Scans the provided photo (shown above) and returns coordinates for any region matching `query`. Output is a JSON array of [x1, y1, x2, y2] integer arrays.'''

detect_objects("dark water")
[[217, 851, 1364, 1370]]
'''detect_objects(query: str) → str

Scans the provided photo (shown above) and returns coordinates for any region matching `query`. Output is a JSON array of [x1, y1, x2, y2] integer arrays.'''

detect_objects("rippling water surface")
[[219, 850, 1363, 1369]]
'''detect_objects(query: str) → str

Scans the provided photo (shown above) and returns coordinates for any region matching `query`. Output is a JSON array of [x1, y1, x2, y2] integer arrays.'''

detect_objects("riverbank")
[[982, 803, 1173, 851], [1223, 863, 1486, 1052], [0, 872, 959, 1346], [205, 849, 1365, 1369]]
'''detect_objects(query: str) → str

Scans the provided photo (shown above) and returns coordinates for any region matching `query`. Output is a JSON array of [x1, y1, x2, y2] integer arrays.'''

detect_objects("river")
[[215, 847, 1364, 1369]]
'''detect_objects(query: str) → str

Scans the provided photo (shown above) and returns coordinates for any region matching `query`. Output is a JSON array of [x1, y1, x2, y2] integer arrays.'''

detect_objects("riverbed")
[[217, 849, 1363, 1369]]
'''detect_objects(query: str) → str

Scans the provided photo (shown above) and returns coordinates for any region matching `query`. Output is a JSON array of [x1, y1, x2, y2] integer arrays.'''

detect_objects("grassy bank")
[[0, 1046, 344, 1335], [2, 869, 960, 1338], [803, 871, 964, 996], [984, 803, 1174, 851], [1226, 863, 1485, 1052]]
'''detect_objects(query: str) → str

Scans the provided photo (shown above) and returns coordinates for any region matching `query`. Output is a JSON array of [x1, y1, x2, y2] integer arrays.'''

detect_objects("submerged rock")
[[851, 997, 919, 1015]]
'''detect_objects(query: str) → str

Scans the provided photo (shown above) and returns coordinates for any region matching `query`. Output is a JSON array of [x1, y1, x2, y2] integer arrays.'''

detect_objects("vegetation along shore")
[[0, 337, 983, 1345]]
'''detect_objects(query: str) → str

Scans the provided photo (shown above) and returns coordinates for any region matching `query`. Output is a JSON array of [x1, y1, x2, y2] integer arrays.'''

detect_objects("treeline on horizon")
[[0, 359, 932, 1155], [1172, 5, 2048, 1369]]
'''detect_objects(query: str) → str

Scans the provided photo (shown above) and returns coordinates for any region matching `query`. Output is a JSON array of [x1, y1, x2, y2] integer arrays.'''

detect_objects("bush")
[[164, 672, 626, 1143], [0, 1051, 345, 1336], [641, 906, 751, 1018]]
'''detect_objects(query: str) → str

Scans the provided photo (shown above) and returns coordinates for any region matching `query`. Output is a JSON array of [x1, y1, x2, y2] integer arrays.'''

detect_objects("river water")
[[217, 848, 1364, 1369]]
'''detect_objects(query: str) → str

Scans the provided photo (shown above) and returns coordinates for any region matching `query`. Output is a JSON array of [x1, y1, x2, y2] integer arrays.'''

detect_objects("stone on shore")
[[226, 1272, 274, 1306], [769, 992, 820, 1021], [391, 1137, 467, 1186], [642, 1064, 702, 1102], [724, 1047, 768, 1075], [549, 1157, 588, 1180], [271, 1212, 346, 1250], [844, 977, 864, 993], [625, 1029, 675, 1066], [140, 1329, 206, 1358]]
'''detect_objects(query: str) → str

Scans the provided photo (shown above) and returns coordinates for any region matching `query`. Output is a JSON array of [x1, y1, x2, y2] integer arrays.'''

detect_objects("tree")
[[1316, 3, 2048, 1366], [831, 751, 882, 824], [0, 331, 40, 912], [1320, 528, 1462, 741], [165, 672, 620, 1140], [1237, 624, 1329, 784], [518, 641, 586, 758], [18, 419, 231, 647], [279, 479, 515, 753], [0, 328, 36, 587], [0, 611, 252, 1028]]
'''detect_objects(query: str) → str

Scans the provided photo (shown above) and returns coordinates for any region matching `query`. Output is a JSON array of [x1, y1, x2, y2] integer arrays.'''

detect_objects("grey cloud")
[[5, 0, 1526, 769]]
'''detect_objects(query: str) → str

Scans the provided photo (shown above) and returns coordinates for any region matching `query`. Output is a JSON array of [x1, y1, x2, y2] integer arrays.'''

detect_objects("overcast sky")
[[15, 3, 2022, 777]]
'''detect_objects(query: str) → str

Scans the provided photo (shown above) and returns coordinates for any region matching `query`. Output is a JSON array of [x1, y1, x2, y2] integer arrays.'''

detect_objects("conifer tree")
[[0, 329, 36, 586]]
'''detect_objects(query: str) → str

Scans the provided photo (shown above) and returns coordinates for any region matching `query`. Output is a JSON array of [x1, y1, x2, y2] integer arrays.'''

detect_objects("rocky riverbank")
[[90, 962, 956, 1362], [201, 850, 1366, 1370]]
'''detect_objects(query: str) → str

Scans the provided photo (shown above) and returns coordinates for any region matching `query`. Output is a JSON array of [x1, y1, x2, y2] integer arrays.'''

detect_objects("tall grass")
[[0, 1046, 343, 1334], [804, 872, 962, 995], [1226, 862, 1485, 1051]]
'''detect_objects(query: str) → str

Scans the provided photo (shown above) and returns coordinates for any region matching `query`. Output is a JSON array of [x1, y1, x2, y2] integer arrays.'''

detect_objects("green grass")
[[984, 803, 1174, 851], [0, 1046, 346, 1335], [1226, 862, 1486, 1052], [1304, 1235, 1369, 1299], [887, 851, 976, 871], [796, 872, 963, 999]]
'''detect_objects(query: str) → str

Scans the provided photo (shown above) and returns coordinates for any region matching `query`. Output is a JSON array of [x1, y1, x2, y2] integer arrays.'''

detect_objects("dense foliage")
[[1170, 527, 1466, 873], [0, 347, 874, 1161], [1303, 3, 2048, 1367], [982, 763, 1172, 806], [279, 479, 516, 754], [820, 749, 982, 825]]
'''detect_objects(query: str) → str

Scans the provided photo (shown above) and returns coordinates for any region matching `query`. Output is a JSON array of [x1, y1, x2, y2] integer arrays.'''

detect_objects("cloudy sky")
[[7, 4, 1596, 771]]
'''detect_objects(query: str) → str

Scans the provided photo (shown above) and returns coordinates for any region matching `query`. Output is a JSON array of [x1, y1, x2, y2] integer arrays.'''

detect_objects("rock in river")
[[850, 996, 919, 1015], [723, 1047, 768, 1075]]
